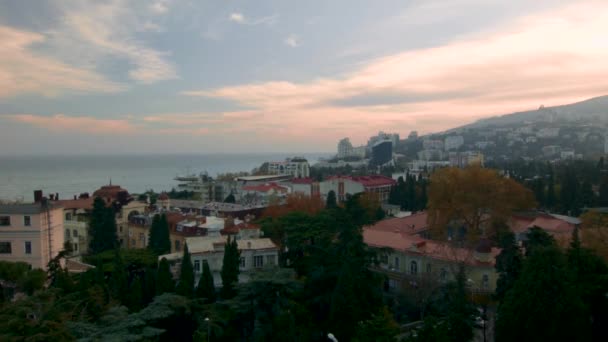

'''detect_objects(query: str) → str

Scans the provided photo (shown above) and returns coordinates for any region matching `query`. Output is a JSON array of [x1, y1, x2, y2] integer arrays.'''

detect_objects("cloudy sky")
[[1, 0, 607, 155]]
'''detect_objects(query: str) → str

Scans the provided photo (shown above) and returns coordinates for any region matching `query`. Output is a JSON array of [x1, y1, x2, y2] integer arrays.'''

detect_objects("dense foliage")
[[88, 197, 118, 254]]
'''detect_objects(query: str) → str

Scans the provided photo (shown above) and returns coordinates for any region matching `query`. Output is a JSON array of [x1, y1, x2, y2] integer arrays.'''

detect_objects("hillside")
[[455, 95, 608, 130]]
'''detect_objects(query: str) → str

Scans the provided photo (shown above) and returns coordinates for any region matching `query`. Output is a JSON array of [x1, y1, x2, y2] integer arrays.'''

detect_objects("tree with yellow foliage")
[[427, 166, 536, 243], [580, 210, 608, 262]]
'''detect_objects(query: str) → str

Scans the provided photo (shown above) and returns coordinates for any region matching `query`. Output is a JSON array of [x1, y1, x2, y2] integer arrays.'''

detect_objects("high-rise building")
[[371, 140, 393, 166], [337, 138, 353, 159], [444, 136, 464, 150], [267, 157, 310, 178]]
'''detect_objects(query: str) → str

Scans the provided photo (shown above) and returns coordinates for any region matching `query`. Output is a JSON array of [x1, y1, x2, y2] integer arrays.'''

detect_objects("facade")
[[56, 197, 95, 257], [449, 151, 484, 168], [368, 131, 400, 148], [289, 178, 321, 197], [422, 139, 444, 151], [160, 230, 279, 286], [337, 138, 353, 159], [0, 200, 64, 270], [267, 157, 310, 178], [371, 140, 393, 166], [364, 226, 499, 293], [320, 175, 396, 203]]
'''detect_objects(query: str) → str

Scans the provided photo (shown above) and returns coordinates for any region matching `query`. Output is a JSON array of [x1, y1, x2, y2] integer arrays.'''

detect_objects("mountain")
[[453, 95, 608, 131]]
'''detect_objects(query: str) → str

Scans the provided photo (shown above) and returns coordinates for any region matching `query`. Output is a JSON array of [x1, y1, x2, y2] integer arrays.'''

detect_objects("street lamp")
[[205, 317, 210, 342], [327, 333, 338, 342]]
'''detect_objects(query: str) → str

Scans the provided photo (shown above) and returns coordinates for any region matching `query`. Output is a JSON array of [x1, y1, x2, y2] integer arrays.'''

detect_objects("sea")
[[0, 153, 331, 202]]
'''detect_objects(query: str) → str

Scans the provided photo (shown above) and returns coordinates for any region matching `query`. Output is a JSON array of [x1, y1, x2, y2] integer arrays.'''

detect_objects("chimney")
[[55, 193, 59, 200], [74, 195, 77, 200], [34, 190, 43, 203]]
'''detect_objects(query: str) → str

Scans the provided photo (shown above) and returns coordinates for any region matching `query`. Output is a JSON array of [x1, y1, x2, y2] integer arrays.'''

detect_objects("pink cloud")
[[183, 1, 608, 144], [7, 114, 135, 134], [0, 26, 124, 98]]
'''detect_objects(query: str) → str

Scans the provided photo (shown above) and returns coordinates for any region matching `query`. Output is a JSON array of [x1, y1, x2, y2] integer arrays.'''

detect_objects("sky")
[[1, 0, 608, 155]]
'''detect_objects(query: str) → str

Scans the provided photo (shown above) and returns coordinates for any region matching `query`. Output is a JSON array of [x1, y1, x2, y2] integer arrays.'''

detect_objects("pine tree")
[[195, 260, 216, 303], [89, 197, 118, 254], [156, 257, 175, 295], [224, 193, 236, 203], [220, 236, 240, 299], [148, 214, 171, 255], [326, 190, 337, 209], [176, 243, 194, 298]]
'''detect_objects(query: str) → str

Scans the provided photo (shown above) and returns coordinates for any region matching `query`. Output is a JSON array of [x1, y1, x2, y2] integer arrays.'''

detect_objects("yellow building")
[[0, 199, 65, 269]]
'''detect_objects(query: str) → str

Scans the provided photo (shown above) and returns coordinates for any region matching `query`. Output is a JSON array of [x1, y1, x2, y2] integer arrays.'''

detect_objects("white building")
[[268, 157, 310, 178], [418, 149, 445, 161], [422, 139, 444, 151], [161, 234, 279, 286], [444, 136, 464, 151], [337, 138, 353, 159], [537, 127, 560, 138]]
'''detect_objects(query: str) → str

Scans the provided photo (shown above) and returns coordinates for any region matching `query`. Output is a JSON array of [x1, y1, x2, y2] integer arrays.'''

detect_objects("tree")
[[546, 166, 557, 209], [494, 231, 523, 303], [109, 249, 128, 303], [127, 276, 144, 312], [352, 307, 400, 342], [224, 193, 236, 203], [326, 190, 337, 209], [580, 211, 608, 261], [599, 177, 608, 206], [156, 258, 175, 295], [221, 236, 240, 299], [496, 245, 589, 342], [427, 166, 536, 243], [195, 260, 216, 303], [175, 243, 194, 298], [89, 197, 118, 254], [148, 214, 171, 255], [524, 226, 555, 257]]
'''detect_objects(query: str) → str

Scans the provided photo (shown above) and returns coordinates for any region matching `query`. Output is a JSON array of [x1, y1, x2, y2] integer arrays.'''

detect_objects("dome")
[[93, 184, 131, 204]]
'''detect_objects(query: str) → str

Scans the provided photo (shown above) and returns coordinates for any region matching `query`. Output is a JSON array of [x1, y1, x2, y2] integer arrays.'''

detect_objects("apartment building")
[[0, 197, 64, 269]]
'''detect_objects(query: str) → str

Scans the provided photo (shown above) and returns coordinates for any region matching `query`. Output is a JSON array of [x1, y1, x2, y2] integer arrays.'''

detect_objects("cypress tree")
[[176, 243, 194, 298], [494, 231, 523, 303], [195, 260, 216, 303], [127, 276, 143, 312], [326, 190, 337, 209], [148, 214, 171, 255], [546, 167, 557, 209], [110, 249, 128, 303], [142, 267, 156, 305], [89, 197, 118, 254], [220, 236, 240, 299], [599, 177, 608, 206], [156, 257, 174, 295]]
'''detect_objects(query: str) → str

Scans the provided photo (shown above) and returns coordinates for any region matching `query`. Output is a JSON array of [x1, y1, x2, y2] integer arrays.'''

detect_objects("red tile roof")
[[291, 177, 315, 184], [242, 183, 289, 193], [55, 197, 97, 210], [366, 212, 428, 235], [327, 175, 396, 188], [509, 213, 575, 235], [363, 228, 499, 267]]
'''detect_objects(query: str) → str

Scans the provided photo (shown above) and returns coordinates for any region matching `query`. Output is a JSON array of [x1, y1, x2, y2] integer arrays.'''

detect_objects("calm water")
[[0, 153, 330, 201]]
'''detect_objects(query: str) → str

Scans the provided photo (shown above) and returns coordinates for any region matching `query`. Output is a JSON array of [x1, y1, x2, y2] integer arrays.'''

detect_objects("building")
[[55, 196, 95, 258], [444, 136, 464, 151], [422, 139, 444, 151], [337, 138, 353, 159], [368, 131, 400, 148], [288, 178, 321, 197], [267, 157, 310, 178], [371, 140, 393, 166], [364, 224, 499, 293], [241, 183, 289, 204], [0, 194, 64, 270], [508, 212, 579, 246], [417, 149, 446, 161], [449, 151, 484, 168], [159, 227, 279, 286], [174, 173, 237, 203], [408, 131, 419, 140], [561, 148, 575, 160], [320, 175, 396, 203]]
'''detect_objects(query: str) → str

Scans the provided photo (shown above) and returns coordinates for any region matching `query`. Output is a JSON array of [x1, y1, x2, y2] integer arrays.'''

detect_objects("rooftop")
[[365, 211, 429, 235], [181, 236, 277, 254], [326, 175, 397, 187], [0, 202, 63, 214], [363, 228, 500, 267], [242, 183, 289, 193]]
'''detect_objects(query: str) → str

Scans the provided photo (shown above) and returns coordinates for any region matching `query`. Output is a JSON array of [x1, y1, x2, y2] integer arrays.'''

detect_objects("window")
[[410, 261, 418, 275], [240, 257, 246, 268], [254, 255, 264, 268], [73, 243, 78, 252], [394, 257, 400, 270], [482, 274, 489, 289], [131, 239, 136, 246], [0, 242, 11, 254], [73, 230, 78, 237], [194, 260, 201, 272], [0, 216, 10, 226], [175, 240, 181, 252], [266, 255, 276, 266], [380, 254, 388, 264], [65, 213, 72, 221], [24, 216, 31, 226], [426, 263, 432, 274], [66, 229, 71, 239], [138, 233, 145, 241], [24, 241, 32, 254], [119, 225, 123, 233]]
